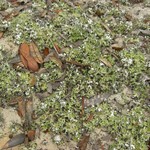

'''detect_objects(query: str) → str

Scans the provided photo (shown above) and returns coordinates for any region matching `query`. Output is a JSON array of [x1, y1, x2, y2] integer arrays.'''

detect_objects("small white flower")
[[54, 135, 61, 143], [131, 144, 135, 149], [100, 62, 104, 66], [138, 118, 142, 123], [88, 19, 93, 24], [41, 103, 47, 109], [128, 58, 133, 65], [97, 108, 102, 112], [60, 100, 66, 106], [110, 111, 114, 117], [91, 67, 94, 71]]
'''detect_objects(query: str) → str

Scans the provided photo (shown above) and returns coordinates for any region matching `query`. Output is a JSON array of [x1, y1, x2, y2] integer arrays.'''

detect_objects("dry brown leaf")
[[40, 10, 47, 18], [139, 30, 150, 36], [27, 130, 35, 141], [29, 42, 43, 64], [100, 22, 112, 33], [7, 0, 20, 6], [125, 11, 133, 21], [19, 43, 30, 68], [111, 37, 124, 51], [2, 134, 25, 149], [36, 92, 49, 99], [29, 74, 37, 86], [19, 43, 39, 72], [54, 43, 62, 54], [0, 136, 10, 149], [111, 43, 124, 50], [112, 0, 119, 5], [62, 0, 75, 7], [148, 138, 150, 150], [43, 47, 50, 56], [129, 0, 144, 4], [20, 54, 28, 68], [0, 32, 4, 39], [25, 99, 33, 127], [100, 58, 112, 67], [19, 43, 30, 56], [17, 97, 26, 119], [27, 57, 39, 72], [78, 134, 90, 150], [46, 0, 56, 8], [5, 10, 20, 20], [37, 68, 47, 74], [85, 114, 94, 123], [49, 51, 62, 69], [12, 62, 24, 69], [66, 60, 90, 68], [8, 98, 18, 106], [53, 9, 63, 14]]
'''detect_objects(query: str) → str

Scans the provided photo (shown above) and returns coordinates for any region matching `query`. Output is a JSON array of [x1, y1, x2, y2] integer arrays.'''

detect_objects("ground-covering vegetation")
[[0, 0, 149, 149]]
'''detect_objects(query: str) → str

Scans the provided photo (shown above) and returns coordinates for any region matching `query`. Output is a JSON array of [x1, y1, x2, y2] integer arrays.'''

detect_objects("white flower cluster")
[[54, 135, 61, 143], [121, 58, 133, 67], [41, 102, 47, 109], [2, 20, 10, 29]]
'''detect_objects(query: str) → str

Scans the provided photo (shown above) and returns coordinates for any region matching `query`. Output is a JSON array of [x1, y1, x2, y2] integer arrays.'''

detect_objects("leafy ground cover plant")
[[0, 0, 149, 149]]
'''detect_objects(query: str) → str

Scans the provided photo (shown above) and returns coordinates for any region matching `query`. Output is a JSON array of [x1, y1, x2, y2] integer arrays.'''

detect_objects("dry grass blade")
[[100, 22, 112, 34], [100, 58, 112, 67], [29, 42, 43, 64], [54, 43, 62, 54], [78, 134, 90, 150]]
